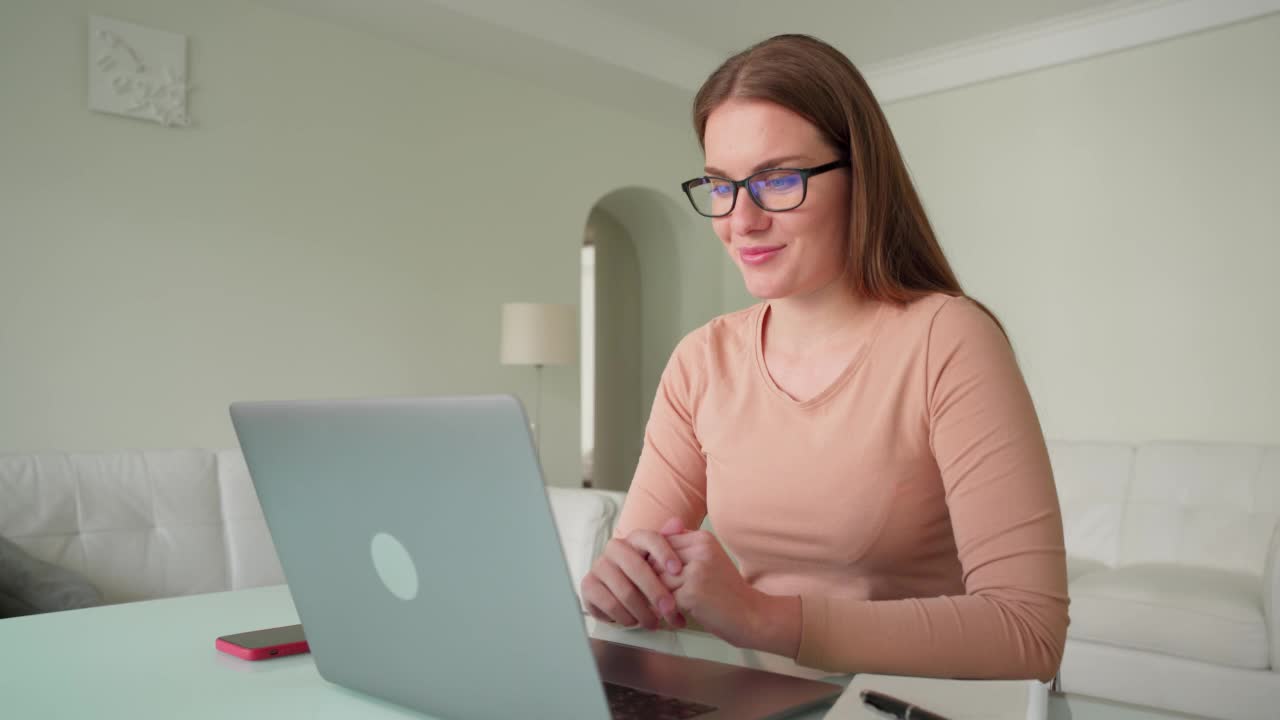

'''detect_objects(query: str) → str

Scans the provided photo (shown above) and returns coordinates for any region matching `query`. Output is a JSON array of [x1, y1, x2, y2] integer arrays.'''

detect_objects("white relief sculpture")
[[88, 16, 192, 128], [95, 29, 146, 73]]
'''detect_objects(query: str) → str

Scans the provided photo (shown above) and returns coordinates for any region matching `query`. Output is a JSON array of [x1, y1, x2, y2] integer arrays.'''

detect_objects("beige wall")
[[0, 0, 709, 487], [884, 14, 1280, 445]]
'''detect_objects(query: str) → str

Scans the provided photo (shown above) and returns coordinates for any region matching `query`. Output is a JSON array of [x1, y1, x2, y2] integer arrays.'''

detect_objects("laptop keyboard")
[[603, 681, 717, 719]]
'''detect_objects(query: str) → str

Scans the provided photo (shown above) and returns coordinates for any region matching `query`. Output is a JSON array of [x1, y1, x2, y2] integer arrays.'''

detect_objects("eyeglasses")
[[680, 159, 848, 218]]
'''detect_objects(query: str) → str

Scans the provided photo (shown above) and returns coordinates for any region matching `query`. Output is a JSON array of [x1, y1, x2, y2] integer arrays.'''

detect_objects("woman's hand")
[[580, 519, 688, 630], [659, 519, 801, 656]]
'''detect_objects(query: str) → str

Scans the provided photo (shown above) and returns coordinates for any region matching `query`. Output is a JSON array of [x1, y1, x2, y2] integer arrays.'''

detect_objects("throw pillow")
[[0, 535, 102, 618]]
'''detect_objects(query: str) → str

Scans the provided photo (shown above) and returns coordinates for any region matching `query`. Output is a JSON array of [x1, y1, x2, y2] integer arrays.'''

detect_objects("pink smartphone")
[[215, 624, 310, 661]]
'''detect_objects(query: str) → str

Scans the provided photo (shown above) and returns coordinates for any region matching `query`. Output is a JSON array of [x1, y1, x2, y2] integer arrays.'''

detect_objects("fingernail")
[[658, 597, 674, 614], [666, 560, 680, 574]]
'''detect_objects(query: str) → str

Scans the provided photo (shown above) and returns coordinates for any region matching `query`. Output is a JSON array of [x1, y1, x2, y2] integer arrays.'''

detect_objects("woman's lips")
[[739, 245, 785, 266]]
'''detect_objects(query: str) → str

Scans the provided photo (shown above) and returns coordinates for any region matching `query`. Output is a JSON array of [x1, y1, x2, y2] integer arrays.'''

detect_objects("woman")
[[579, 34, 1069, 682]]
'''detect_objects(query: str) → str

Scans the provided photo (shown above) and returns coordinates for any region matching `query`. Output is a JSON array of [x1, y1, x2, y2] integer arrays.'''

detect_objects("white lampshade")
[[500, 302, 576, 366]]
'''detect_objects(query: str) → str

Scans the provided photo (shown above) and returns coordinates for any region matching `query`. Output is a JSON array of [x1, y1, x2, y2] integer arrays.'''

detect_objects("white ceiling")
[[260, 0, 1252, 127], [588, 0, 1122, 65]]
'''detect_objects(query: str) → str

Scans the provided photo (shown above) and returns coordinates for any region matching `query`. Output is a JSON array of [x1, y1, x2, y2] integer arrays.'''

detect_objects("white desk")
[[0, 586, 1186, 719]]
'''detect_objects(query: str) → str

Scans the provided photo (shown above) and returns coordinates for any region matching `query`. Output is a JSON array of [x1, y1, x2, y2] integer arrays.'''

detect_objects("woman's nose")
[[730, 188, 771, 234]]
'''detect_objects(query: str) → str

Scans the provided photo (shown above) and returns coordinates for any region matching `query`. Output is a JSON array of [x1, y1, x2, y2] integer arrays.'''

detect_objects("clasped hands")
[[579, 518, 800, 657]]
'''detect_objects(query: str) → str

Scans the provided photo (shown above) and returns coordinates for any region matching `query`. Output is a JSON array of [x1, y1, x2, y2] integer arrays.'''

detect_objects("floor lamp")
[[500, 302, 576, 459]]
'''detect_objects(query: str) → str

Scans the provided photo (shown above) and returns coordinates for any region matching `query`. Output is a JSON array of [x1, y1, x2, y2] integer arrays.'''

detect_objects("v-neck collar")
[[753, 300, 886, 409]]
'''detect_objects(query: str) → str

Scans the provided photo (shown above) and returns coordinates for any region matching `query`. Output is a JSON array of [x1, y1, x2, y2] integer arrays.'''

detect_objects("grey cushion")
[[0, 535, 102, 618]]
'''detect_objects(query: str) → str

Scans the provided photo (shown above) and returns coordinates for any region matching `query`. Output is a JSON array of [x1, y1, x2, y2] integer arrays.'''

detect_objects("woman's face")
[[703, 99, 850, 300]]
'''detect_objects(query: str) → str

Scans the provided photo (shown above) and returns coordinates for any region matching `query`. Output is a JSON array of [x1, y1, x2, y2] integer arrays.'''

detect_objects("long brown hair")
[[694, 34, 1002, 329]]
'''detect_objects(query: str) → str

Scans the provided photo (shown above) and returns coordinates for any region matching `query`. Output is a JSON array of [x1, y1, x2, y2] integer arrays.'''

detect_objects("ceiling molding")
[[261, 0, 1280, 124], [862, 0, 1280, 104]]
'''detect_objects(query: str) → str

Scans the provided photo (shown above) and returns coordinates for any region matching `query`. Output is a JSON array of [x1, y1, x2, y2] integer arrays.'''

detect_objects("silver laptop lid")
[[230, 395, 610, 720]]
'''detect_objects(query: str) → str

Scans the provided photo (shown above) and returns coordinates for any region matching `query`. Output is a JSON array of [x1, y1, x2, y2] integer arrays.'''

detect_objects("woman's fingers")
[[581, 572, 639, 627], [579, 523, 705, 631], [665, 529, 713, 550], [608, 541, 682, 625], [659, 517, 687, 536], [594, 555, 660, 630], [625, 529, 684, 576]]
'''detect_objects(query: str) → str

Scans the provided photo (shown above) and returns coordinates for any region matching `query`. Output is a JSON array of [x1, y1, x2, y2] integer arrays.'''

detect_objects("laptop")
[[230, 394, 841, 720]]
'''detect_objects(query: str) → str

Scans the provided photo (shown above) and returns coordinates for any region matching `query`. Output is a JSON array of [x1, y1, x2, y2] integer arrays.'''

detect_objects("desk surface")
[[0, 586, 1181, 719]]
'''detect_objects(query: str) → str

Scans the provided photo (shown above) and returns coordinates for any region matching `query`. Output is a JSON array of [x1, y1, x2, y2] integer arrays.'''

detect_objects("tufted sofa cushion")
[[1046, 441, 1133, 569], [0, 450, 285, 604], [1119, 443, 1280, 575], [1047, 441, 1280, 576]]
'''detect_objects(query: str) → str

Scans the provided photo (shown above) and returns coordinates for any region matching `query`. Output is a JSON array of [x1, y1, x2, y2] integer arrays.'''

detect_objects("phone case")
[[215, 636, 310, 661]]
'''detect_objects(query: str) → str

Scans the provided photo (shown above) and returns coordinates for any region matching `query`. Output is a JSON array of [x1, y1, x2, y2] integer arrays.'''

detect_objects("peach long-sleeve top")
[[614, 293, 1069, 682]]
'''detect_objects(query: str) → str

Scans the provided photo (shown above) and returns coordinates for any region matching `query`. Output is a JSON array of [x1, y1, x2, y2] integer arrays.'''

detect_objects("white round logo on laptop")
[[370, 532, 419, 601]]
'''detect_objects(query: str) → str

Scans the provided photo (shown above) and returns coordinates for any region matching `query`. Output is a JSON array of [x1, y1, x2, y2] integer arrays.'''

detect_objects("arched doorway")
[[579, 187, 719, 490]]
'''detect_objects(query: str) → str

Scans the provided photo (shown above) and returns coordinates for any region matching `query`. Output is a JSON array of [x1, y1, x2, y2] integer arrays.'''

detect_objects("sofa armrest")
[[546, 487, 621, 606], [594, 490, 628, 536], [1266, 522, 1280, 671]]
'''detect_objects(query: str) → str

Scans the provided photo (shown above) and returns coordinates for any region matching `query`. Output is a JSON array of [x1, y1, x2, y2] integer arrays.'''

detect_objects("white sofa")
[[2, 441, 1277, 719], [0, 450, 284, 603], [1050, 441, 1280, 720]]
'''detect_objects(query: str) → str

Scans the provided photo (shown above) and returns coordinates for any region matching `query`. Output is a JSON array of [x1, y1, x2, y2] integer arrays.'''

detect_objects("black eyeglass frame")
[[680, 159, 849, 218]]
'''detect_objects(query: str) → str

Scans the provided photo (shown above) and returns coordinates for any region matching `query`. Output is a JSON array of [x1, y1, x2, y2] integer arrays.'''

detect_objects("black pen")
[[860, 689, 952, 720]]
